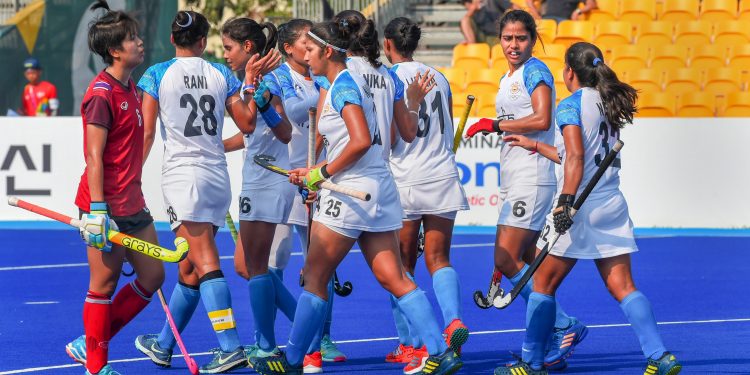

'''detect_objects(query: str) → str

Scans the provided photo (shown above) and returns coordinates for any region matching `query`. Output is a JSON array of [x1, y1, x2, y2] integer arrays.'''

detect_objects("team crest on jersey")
[[322, 103, 334, 115], [509, 81, 522, 101], [120, 101, 128, 110]]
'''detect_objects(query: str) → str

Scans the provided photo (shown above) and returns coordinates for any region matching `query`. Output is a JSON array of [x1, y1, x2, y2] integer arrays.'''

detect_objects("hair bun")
[[176, 11, 193, 29], [90, 0, 110, 11]]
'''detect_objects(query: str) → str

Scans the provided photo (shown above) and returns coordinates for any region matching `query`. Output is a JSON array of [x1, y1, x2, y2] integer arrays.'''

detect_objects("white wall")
[[1, 117, 748, 228]]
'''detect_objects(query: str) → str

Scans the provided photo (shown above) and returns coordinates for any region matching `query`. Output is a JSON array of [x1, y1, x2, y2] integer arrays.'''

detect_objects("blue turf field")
[[0, 227, 748, 374]]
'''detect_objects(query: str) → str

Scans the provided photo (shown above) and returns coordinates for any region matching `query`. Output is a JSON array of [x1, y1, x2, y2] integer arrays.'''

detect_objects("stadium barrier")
[[0, 116, 748, 228]]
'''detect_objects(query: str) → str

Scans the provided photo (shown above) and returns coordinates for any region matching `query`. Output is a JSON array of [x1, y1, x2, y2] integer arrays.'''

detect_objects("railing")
[[0, 0, 34, 24]]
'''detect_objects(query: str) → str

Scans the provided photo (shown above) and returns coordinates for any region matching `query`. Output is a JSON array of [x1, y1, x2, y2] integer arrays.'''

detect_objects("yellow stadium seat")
[[628, 69, 664, 93], [441, 68, 467, 91], [553, 21, 594, 47], [728, 44, 750, 72], [713, 21, 750, 47], [611, 44, 650, 72], [700, 0, 739, 22], [650, 44, 688, 71], [659, 0, 700, 22], [739, 0, 750, 21], [534, 43, 568, 65], [675, 92, 716, 116], [594, 21, 634, 48], [543, 60, 565, 78], [537, 19, 558, 44], [690, 45, 728, 70], [664, 68, 703, 92], [705, 68, 742, 96], [490, 44, 505, 69], [452, 43, 490, 70], [637, 92, 676, 116], [674, 21, 713, 46], [722, 92, 750, 116], [636, 21, 674, 45], [474, 92, 497, 117], [620, 1, 656, 26], [466, 69, 503, 94], [589, 0, 620, 23]]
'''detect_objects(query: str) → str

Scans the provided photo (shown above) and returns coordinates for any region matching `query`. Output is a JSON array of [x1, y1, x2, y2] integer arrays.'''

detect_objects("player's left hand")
[[304, 166, 329, 191], [79, 202, 119, 251], [553, 194, 575, 234], [253, 81, 272, 109], [466, 118, 502, 138]]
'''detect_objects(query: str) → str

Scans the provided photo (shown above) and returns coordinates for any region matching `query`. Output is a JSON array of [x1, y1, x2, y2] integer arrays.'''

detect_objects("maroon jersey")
[[75, 70, 146, 216]]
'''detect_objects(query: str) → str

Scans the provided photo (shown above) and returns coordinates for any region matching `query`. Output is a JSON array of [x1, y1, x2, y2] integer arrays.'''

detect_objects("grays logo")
[[1, 144, 52, 196]]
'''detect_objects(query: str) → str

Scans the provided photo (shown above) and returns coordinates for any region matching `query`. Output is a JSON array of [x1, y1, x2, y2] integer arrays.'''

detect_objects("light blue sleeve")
[[523, 58, 555, 97], [275, 66, 297, 101], [330, 72, 362, 113], [388, 69, 404, 102], [555, 90, 583, 129], [264, 67, 284, 97], [210, 62, 241, 99], [314, 75, 331, 92], [137, 60, 175, 100]]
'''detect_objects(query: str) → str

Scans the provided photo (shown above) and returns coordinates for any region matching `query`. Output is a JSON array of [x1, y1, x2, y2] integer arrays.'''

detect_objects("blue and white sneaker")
[[644, 352, 681, 375], [544, 318, 588, 369], [252, 352, 303, 375], [134, 334, 173, 367], [66, 335, 87, 365], [245, 344, 281, 368], [320, 334, 347, 362], [85, 364, 121, 375], [199, 346, 248, 374]]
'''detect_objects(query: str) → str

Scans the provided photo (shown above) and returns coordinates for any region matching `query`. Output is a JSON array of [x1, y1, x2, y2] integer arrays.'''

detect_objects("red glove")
[[465, 118, 502, 138]]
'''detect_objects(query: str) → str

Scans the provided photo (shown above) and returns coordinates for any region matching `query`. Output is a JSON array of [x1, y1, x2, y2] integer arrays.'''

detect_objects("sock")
[[522, 292, 556, 369], [109, 280, 153, 337], [83, 291, 111, 374], [432, 267, 461, 325], [404, 272, 423, 348], [307, 315, 325, 353], [286, 291, 327, 366], [510, 264, 572, 329], [200, 272, 241, 352], [323, 277, 334, 336], [249, 273, 277, 351], [158, 282, 200, 350], [619, 290, 667, 360], [390, 294, 413, 346], [269, 268, 297, 321], [397, 288, 447, 355]]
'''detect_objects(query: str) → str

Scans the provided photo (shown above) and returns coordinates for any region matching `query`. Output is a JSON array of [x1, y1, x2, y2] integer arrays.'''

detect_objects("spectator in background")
[[460, 0, 519, 44], [526, 0, 598, 23], [20, 57, 59, 116]]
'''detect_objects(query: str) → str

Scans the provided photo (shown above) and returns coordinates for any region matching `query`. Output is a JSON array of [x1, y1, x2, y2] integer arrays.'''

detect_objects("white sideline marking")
[[0, 244, 496, 272], [1, 317, 748, 374], [23, 301, 58, 305]]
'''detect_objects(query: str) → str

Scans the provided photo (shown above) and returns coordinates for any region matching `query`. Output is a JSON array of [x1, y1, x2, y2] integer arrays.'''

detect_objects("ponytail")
[[333, 10, 382, 68], [384, 17, 421, 57], [260, 22, 278, 57], [565, 42, 637, 130], [221, 18, 278, 57]]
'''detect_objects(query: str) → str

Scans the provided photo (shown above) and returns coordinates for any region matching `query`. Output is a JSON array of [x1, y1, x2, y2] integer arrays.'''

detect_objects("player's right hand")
[[79, 202, 116, 252], [465, 118, 502, 138]]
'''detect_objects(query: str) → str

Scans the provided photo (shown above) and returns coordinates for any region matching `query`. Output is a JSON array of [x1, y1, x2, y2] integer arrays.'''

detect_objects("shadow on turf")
[[459, 350, 649, 374]]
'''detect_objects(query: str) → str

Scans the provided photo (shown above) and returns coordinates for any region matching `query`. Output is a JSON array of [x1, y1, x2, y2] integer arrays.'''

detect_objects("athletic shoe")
[[494, 360, 548, 375], [403, 346, 430, 374], [443, 319, 469, 356], [644, 352, 682, 375], [66, 335, 87, 365], [409, 348, 463, 375], [253, 352, 303, 375], [386, 344, 415, 363], [134, 334, 173, 367], [245, 344, 281, 368], [544, 318, 588, 366], [320, 334, 347, 362], [199, 346, 248, 374], [303, 351, 323, 373], [85, 364, 121, 375]]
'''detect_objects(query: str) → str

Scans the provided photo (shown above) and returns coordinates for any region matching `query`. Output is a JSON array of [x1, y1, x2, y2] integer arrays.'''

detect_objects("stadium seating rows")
[[445, 0, 750, 117]]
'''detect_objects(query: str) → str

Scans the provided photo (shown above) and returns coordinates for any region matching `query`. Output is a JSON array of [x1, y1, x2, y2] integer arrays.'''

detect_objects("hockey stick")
[[253, 154, 371, 201], [473, 270, 504, 309], [225, 211, 238, 242], [156, 289, 199, 374], [416, 95, 475, 260], [493, 140, 625, 309], [8, 198, 189, 263]]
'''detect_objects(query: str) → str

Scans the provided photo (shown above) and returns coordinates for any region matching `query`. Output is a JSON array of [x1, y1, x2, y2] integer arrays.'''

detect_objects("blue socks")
[[200, 276, 241, 352], [397, 288, 447, 355], [249, 273, 277, 351], [510, 264, 573, 329], [287, 291, 327, 366], [620, 291, 667, 360], [323, 278, 334, 336], [269, 268, 297, 321], [157, 283, 200, 350], [390, 294, 413, 346], [432, 267, 462, 325], [522, 292, 556, 370]]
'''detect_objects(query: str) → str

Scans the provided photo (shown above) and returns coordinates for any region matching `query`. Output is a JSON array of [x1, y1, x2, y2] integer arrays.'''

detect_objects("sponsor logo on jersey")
[[509, 81, 522, 101], [120, 101, 128, 110]]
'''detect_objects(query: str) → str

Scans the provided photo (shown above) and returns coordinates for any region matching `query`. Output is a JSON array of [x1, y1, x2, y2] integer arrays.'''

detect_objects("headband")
[[592, 57, 602, 67], [176, 12, 193, 28], [307, 30, 347, 53]]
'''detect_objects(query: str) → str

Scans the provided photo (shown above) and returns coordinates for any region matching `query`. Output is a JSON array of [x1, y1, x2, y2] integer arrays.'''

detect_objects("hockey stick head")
[[253, 154, 289, 176], [334, 280, 353, 297], [174, 237, 189, 262], [493, 293, 512, 309], [473, 290, 493, 309]]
